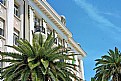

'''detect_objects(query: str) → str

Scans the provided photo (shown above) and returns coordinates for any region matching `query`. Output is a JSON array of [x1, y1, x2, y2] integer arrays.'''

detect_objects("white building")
[[0, 0, 86, 80]]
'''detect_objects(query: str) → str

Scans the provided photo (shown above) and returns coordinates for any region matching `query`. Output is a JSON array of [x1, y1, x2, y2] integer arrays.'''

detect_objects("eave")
[[33, 0, 72, 37], [68, 37, 86, 57]]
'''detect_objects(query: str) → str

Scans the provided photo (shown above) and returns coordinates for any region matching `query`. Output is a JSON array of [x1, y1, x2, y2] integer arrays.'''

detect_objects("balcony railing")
[[34, 26, 45, 34]]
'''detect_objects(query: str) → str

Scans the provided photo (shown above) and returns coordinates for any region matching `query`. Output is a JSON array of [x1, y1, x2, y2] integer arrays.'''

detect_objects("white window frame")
[[13, 29, 19, 45], [0, 18, 5, 36], [14, 4, 20, 17]]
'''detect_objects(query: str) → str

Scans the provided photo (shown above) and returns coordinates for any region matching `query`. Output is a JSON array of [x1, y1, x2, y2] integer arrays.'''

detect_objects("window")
[[0, 18, 5, 36], [58, 38, 62, 46], [54, 37, 58, 44], [34, 17, 40, 26], [62, 39, 65, 47], [41, 26, 45, 34], [34, 17, 45, 34], [42, 19, 46, 34], [34, 26, 41, 32], [52, 30, 58, 44], [78, 59, 81, 69], [13, 34, 19, 45], [14, 4, 20, 17], [0, 0, 6, 5], [60, 59, 64, 62], [0, 62, 2, 67], [34, 26, 45, 34], [0, 61, 3, 67], [13, 29, 19, 45], [0, 54, 3, 68], [47, 28, 52, 37], [34, 16, 40, 32]]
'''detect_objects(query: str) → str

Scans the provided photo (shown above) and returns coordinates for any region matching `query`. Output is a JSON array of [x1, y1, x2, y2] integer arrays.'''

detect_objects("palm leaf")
[[0, 52, 22, 59]]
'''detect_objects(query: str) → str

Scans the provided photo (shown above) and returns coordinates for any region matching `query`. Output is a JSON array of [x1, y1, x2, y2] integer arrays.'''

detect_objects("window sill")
[[0, 2, 7, 9], [14, 15, 21, 21], [0, 35, 5, 40]]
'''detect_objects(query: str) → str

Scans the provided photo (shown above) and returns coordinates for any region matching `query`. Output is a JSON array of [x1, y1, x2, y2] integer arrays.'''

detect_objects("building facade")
[[0, 0, 86, 80]]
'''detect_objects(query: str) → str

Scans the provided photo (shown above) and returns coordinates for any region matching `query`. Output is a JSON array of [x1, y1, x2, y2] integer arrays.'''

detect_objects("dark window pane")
[[0, 55, 3, 68], [0, 28, 4, 36], [54, 38, 57, 44], [42, 26, 45, 34], [14, 4, 19, 17], [13, 33, 19, 45], [0, 0, 6, 5], [60, 59, 64, 62], [0, 0, 3, 3], [34, 26, 41, 32], [34, 26, 46, 34], [34, 17, 40, 26]]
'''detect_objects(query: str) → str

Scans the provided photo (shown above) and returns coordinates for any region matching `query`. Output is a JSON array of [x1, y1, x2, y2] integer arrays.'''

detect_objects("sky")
[[47, 0, 121, 81]]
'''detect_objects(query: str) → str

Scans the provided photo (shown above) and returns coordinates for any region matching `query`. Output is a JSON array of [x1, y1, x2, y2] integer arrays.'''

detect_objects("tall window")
[[47, 28, 52, 37], [53, 30, 58, 44], [42, 19, 46, 34], [62, 39, 65, 47], [54, 37, 58, 44], [0, 54, 3, 68], [13, 29, 19, 45], [14, 4, 20, 17], [0, 18, 5, 36], [78, 59, 81, 69], [34, 17, 45, 34], [58, 38, 62, 46], [34, 17, 40, 26]]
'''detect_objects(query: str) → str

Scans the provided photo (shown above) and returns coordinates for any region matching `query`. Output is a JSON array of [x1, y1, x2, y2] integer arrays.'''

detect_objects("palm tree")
[[0, 32, 80, 81], [91, 77, 96, 81], [94, 47, 121, 81]]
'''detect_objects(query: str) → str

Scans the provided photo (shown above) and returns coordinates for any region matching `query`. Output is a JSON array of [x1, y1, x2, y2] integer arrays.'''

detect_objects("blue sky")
[[47, 0, 121, 80]]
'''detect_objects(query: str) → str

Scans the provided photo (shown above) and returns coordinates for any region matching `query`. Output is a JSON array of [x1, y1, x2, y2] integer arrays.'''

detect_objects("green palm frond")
[[94, 47, 121, 81], [0, 52, 22, 59], [0, 59, 22, 63]]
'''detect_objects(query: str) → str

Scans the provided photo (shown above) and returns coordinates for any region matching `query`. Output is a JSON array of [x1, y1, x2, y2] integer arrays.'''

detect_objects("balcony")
[[34, 25, 45, 34]]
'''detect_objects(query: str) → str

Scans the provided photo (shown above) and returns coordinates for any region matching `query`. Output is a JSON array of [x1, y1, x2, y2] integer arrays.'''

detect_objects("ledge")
[[0, 35, 5, 40], [68, 37, 86, 57], [14, 15, 21, 21], [0, 2, 7, 9]]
